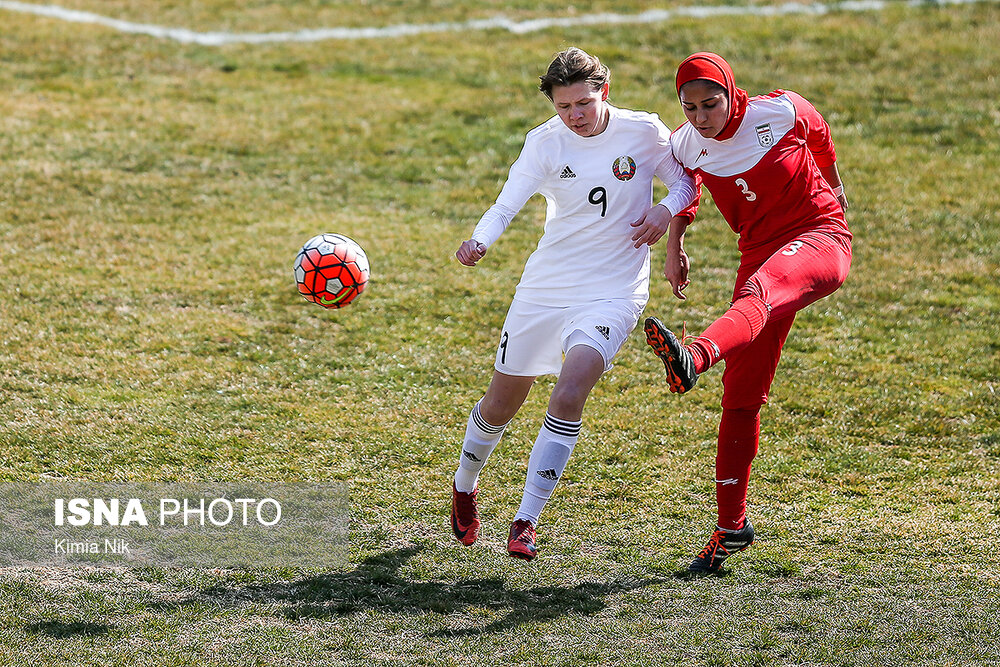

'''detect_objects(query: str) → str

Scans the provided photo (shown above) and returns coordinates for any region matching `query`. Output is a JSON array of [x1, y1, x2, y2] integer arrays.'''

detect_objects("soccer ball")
[[293, 233, 370, 309]]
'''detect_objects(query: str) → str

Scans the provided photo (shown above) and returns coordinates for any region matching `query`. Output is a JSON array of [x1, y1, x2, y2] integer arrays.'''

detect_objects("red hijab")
[[675, 52, 748, 141]]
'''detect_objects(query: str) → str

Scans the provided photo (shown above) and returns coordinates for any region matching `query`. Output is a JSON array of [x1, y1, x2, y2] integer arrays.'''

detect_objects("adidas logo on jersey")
[[595, 325, 610, 340], [560, 166, 576, 179], [536, 468, 559, 481]]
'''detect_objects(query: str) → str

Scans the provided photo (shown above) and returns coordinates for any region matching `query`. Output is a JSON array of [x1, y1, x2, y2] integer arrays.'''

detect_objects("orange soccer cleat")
[[688, 520, 755, 573], [644, 317, 699, 393]]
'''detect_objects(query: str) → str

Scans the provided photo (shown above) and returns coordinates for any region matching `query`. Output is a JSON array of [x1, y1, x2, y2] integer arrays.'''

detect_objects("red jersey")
[[671, 90, 850, 263]]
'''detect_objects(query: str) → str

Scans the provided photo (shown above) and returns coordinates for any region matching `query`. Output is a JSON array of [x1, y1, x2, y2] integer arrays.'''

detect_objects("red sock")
[[688, 296, 770, 373], [716, 407, 761, 531]]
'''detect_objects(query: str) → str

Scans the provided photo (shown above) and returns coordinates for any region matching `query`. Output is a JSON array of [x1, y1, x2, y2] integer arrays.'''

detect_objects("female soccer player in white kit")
[[451, 48, 696, 560]]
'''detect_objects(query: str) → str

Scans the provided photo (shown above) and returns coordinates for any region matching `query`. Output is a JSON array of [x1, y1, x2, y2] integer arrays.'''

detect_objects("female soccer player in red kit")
[[644, 52, 852, 573]]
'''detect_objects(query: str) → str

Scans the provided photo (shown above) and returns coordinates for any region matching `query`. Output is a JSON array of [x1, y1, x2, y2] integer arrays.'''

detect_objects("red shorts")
[[721, 230, 852, 410]]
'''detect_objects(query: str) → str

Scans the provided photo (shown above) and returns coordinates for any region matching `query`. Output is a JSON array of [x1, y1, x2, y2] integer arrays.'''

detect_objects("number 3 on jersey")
[[782, 240, 804, 256], [735, 178, 757, 202]]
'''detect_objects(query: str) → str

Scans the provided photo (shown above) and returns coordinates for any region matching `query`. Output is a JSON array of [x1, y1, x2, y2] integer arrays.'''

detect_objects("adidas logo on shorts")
[[560, 166, 576, 179], [595, 325, 610, 340]]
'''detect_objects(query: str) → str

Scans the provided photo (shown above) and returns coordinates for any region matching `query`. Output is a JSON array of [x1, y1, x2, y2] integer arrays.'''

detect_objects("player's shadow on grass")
[[171, 544, 660, 637]]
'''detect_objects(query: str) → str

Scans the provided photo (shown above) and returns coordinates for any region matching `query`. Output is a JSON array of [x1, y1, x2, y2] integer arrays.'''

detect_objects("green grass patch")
[[1, 1, 998, 665]]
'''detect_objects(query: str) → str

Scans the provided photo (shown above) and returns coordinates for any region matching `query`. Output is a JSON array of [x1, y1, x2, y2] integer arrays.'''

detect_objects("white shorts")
[[493, 297, 644, 377]]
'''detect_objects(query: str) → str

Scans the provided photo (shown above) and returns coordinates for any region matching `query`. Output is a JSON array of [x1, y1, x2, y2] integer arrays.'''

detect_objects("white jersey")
[[471, 105, 695, 307]]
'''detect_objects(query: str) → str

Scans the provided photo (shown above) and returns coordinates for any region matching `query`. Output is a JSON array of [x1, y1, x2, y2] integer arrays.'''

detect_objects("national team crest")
[[612, 156, 637, 181], [755, 123, 774, 148]]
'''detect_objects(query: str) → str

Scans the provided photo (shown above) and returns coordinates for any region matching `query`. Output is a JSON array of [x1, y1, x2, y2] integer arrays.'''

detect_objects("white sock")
[[514, 412, 581, 525], [454, 400, 508, 493]]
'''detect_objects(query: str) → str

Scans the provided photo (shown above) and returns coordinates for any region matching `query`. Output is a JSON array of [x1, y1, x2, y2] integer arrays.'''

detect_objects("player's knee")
[[547, 384, 588, 421], [478, 396, 519, 426], [735, 276, 766, 303]]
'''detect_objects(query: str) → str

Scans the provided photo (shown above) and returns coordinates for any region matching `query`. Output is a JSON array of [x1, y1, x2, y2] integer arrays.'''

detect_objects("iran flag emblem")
[[756, 123, 774, 148]]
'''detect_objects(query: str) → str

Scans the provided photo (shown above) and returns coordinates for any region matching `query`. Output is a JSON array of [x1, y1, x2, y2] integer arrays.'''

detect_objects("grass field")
[[1, 1, 999, 665]]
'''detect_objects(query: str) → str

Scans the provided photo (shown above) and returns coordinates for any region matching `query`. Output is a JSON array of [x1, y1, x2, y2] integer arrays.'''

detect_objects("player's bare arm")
[[819, 162, 849, 211], [630, 203, 672, 248], [456, 239, 487, 266], [663, 215, 691, 300]]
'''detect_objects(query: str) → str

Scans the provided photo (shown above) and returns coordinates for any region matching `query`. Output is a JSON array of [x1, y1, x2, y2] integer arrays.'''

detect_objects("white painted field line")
[[0, 0, 993, 45]]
